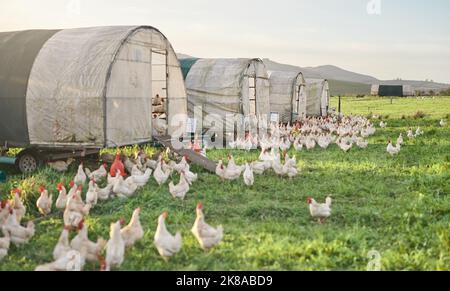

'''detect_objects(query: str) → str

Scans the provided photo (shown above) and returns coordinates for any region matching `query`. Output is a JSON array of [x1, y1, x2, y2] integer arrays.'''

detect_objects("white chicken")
[[105, 219, 126, 271], [387, 140, 401, 156], [35, 248, 88, 271], [407, 128, 415, 139], [70, 220, 106, 263], [36, 186, 53, 216], [53, 225, 72, 260], [170, 156, 188, 173], [169, 172, 190, 200], [415, 127, 424, 136], [120, 208, 144, 248], [153, 161, 171, 186], [73, 163, 87, 185], [243, 163, 254, 186], [250, 161, 268, 175], [191, 202, 223, 250], [63, 188, 91, 228], [0, 227, 10, 261], [85, 163, 108, 182], [283, 154, 298, 178], [397, 133, 404, 146], [308, 197, 332, 224], [67, 181, 77, 198], [356, 138, 369, 149], [85, 179, 98, 206], [0, 201, 11, 227], [113, 171, 138, 198], [154, 212, 182, 261], [55, 183, 68, 210], [131, 168, 152, 188], [130, 164, 144, 177], [96, 184, 113, 201], [183, 163, 198, 185], [337, 138, 353, 152], [2, 209, 35, 246], [440, 119, 447, 127]]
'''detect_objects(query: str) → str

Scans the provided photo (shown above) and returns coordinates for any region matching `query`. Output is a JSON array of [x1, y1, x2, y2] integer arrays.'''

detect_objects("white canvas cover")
[[185, 58, 270, 131], [26, 26, 187, 148], [269, 71, 306, 123], [371, 84, 379, 96], [402, 85, 415, 96], [305, 79, 330, 117]]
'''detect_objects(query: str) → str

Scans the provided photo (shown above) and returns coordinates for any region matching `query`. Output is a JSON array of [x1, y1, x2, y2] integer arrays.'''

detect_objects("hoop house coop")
[[268, 71, 307, 123], [0, 26, 187, 173], [305, 79, 330, 117], [180, 58, 271, 138]]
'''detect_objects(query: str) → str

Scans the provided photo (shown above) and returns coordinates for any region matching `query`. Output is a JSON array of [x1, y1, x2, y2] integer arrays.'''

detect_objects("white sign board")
[[270, 112, 280, 123]]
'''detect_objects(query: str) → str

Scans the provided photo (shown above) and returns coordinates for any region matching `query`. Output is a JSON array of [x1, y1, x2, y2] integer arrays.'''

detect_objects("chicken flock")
[[1, 113, 444, 270]]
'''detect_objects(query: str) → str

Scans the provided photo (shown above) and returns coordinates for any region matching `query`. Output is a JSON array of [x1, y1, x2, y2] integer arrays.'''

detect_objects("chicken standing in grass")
[[35, 247, 87, 271], [112, 170, 138, 198], [407, 128, 415, 139], [36, 186, 53, 216], [154, 212, 182, 261], [191, 202, 223, 251], [243, 163, 254, 186], [397, 133, 404, 146], [120, 208, 144, 248], [0, 201, 11, 227], [183, 163, 198, 185], [96, 184, 113, 201], [85, 163, 108, 182], [105, 219, 126, 271], [0, 227, 10, 261], [73, 163, 87, 185], [53, 225, 72, 260], [169, 172, 190, 200], [308, 197, 332, 224], [2, 209, 35, 246], [415, 127, 424, 136], [154, 161, 171, 186], [440, 119, 447, 127], [70, 220, 106, 263], [63, 188, 91, 228], [85, 179, 98, 206], [131, 168, 152, 188], [55, 183, 68, 210], [387, 140, 401, 156]]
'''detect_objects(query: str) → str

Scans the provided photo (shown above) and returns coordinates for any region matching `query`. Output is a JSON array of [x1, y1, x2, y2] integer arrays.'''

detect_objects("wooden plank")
[[153, 135, 217, 173]]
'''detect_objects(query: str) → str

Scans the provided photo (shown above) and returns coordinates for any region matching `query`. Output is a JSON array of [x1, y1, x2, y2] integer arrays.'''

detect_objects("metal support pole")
[[338, 96, 342, 114]]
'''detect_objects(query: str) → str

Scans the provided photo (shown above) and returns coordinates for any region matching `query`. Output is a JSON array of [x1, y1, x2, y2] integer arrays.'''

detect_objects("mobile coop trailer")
[[0, 26, 187, 173]]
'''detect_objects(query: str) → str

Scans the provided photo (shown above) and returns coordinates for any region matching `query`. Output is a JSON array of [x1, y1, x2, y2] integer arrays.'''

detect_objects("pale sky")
[[1, 0, 449, 83]]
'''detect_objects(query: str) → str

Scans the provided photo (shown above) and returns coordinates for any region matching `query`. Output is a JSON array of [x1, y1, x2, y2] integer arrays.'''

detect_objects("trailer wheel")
[[16, 150, 42, 174]]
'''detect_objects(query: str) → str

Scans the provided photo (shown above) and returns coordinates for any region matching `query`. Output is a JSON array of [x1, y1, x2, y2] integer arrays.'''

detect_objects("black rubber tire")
[[15, 150, 42, 174]]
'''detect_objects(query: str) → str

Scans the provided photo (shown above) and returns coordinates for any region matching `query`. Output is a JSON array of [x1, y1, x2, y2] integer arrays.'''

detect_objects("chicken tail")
[[326, 197, 332, 207]]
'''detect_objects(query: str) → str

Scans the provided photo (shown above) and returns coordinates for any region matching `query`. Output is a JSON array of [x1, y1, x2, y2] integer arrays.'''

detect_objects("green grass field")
[[1, 97, 449, 271]]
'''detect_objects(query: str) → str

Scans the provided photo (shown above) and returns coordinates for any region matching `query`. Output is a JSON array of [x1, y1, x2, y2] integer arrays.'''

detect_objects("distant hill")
[[177, 53, 195, 59], [178, 53, 450, 95], [305, 65, 379, 84]]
